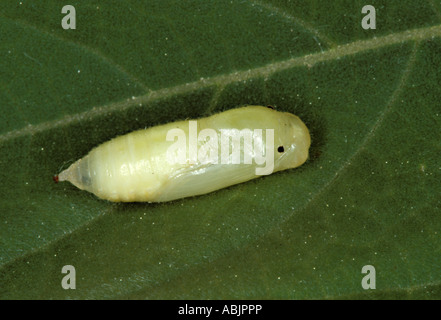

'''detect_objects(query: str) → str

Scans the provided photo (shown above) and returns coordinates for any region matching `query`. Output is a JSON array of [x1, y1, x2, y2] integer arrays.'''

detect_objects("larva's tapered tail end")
[[53, 175, 59, 183], [57, 158, 92, 192], [57, 161, 81, 188], [57, 166, 72, 183]]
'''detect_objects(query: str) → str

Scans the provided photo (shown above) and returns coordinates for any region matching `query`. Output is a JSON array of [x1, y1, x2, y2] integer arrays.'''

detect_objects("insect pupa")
[[57, 105, 310, 202]]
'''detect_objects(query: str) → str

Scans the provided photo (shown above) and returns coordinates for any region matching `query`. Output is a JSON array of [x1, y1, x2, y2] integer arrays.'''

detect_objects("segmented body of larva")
[[57, 106, 310, 202]]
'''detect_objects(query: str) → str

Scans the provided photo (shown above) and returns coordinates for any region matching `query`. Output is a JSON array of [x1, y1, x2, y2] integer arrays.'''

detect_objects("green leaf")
[[1, 0, 441, 299]]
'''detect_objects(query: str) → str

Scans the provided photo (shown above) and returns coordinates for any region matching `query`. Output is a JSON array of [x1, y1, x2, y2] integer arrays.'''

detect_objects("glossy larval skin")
[[58, 106, 310, 202]]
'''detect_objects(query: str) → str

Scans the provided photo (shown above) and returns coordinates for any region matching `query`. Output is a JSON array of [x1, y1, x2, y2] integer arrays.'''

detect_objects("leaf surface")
[[1, 0, 440, 299]]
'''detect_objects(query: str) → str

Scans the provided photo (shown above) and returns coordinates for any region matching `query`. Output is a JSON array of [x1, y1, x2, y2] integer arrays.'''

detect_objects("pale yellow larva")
[[57, 106, 310, 202]]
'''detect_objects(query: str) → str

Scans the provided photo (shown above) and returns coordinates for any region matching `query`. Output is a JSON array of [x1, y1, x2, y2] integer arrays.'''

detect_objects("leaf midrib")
[[1, 24, 441, 145]]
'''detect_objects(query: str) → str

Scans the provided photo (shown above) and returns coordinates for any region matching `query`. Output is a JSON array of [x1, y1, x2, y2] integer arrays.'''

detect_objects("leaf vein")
[[250, 0, 337, 48], [0, 15, 151, 92], [1, 24, 440, 145]]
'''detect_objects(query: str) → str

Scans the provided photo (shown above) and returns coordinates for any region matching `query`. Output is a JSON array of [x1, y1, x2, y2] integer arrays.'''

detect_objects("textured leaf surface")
[[1, 0, 441, 299]]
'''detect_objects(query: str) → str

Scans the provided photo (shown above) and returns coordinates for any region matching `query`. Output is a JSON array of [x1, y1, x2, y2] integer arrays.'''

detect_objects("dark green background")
[[0, 0, 440, 299]]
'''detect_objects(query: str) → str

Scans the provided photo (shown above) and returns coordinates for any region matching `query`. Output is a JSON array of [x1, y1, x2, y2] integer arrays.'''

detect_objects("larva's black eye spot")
[[278, 146, 284, 153], [266, 105, 275, 110]]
